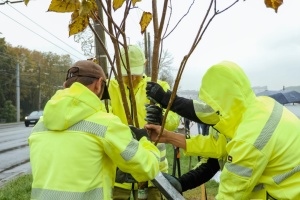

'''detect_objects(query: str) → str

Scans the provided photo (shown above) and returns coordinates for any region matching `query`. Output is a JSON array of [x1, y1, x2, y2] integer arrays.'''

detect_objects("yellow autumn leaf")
[[69, 10, 89, 36], [48, 0, 80, 13], [80, 0, 98, 20], [24, 0, 29, 6], [113, 0, 125, 11], [139, 12, 152, 34], [264, 0, 283, 13], [88, 0, 99, 21], [131, 0, 141, 6]]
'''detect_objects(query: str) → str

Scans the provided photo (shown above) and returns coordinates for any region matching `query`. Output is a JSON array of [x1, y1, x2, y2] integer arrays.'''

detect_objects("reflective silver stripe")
[[273, 165, 300, 184], [31, 120, 107, 138], [120, 138, 139, 161], [160, 155, 166, 162], [157, 143, 166, 151], [69, 121, 107, 137], [193, 101, 214, 113], [225, 162, 253, 177], [212, 131, 219, 140], [254, 102, 282, 150], [31, 187, 104, 200], [218, 158, 225, 170], [252, 183, 264, 192], [32, 121, 48, 132]]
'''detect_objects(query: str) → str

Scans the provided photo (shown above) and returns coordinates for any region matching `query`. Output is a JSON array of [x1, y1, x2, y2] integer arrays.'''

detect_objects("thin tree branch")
[[163, 0, 195, 40], [155, 0, 240, 146]]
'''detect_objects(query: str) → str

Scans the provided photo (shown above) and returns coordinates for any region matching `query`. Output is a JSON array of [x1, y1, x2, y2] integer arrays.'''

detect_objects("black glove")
[[115, 168, 137, 183], [145, 104, 163, 125], [129, 125, 149, 141], [146, 82, 172, 108], [162, 172, 182, 194]]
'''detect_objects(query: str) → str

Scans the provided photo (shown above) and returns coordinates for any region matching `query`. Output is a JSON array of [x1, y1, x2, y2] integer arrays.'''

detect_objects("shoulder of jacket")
[[108, 78, 119, 88], [91, 111, 121, 125], [143, 76, 169, 89], [157, 79, 170, 90]]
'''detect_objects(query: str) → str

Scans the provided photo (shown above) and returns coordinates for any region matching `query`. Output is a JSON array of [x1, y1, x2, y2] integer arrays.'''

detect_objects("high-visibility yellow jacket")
[[28, 82, 160, 200], [184, 126, 227, 159], [198, 61, 300, 199], [108, 75, 180, 189]]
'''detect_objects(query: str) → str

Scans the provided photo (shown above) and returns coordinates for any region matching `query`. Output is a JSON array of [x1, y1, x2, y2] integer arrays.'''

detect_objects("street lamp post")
[[38, 64, 41, 111], [16, 63, 20, 122]]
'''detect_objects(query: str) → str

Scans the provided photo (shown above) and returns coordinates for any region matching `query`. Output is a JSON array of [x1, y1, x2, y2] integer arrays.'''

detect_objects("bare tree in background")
[[138, 41, 175, 88], [158, 49, 174, 88], [74, 27, 94, 58]]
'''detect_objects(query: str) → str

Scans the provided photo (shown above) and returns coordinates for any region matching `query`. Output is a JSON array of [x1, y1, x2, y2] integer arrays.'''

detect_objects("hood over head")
[[199, 61, 256, 138], [120, 45, 146, 76]]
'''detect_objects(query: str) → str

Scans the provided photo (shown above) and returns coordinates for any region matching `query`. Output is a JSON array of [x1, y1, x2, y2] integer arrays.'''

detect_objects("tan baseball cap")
[[66, 60, 110, 100]]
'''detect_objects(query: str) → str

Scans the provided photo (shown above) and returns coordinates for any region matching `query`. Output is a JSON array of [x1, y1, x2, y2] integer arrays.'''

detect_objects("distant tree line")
[[0, 37, 73, 122]]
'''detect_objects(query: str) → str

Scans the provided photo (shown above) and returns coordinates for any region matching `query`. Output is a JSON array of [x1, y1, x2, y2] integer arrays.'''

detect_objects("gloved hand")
[[129, 125, 149, 141], [115, 168, 137, 183], [146, 82, 172, 108], [162, 172, 182, 194], [145, 104, 163, 125]]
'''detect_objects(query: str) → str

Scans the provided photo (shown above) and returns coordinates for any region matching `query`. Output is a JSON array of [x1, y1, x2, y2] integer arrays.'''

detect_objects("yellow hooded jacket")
[[199, 61, 300, 199], [28, 82, 160, 200], [108, 75, 180, 189]]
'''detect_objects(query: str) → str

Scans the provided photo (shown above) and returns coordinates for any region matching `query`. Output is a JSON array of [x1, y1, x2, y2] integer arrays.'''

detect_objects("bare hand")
[[144, 124, 168, 143], [145, 124, 186, 149]]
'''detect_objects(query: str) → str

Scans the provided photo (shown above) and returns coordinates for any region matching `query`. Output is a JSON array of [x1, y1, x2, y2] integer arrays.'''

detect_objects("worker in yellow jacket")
[[28, 60, 160, 200], [145, 60, 300, 199], [109, 45, 180, 200]]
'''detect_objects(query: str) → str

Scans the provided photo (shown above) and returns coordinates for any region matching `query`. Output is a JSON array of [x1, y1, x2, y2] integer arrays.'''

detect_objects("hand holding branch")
[[144, 124, 187, 150]]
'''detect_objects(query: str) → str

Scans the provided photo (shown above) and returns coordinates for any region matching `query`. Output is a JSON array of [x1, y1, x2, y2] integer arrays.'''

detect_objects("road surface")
[[0, 122, 32, 187]]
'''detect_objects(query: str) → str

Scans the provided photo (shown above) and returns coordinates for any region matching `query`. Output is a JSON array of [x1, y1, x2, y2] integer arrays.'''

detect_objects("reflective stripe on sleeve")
[[32, 120, 107, 138], [160, 156, 166, 162], [253, 102, 282, 151], [212, 131, 219, 140], [31, 187, 104, 200], [225, 162, 253, 178], [226, 103, 282, 179], [32, 120, 142, 164], [273, 165, 300, 184], [68, 121, 107, 137], [157, 143, 166, 151], [193, 101, 215, 113], [157, 143, 167, 162], [252, 183, 264, 192], [120, 138, 139, 161], [32, 122, 49, 132]]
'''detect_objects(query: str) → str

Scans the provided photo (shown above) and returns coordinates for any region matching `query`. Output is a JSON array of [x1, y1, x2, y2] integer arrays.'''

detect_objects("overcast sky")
[[0, 0, 299, 91]]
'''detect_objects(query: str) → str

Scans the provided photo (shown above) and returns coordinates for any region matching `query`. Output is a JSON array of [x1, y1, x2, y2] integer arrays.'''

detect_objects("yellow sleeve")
[[164, 110, 180, 131], [184, 128, 227, 159], [103, 115, 160, 182], [193, 100, 219, 124]]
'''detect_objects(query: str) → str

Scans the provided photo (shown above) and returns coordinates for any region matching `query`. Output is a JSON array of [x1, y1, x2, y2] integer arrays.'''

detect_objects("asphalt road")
[[0, 122, 32, 187]]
